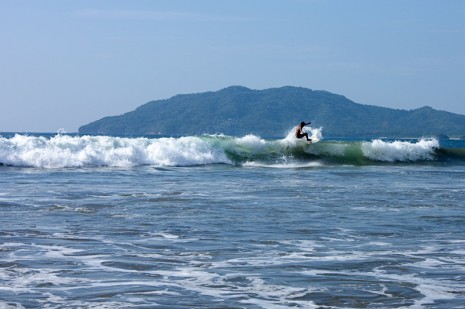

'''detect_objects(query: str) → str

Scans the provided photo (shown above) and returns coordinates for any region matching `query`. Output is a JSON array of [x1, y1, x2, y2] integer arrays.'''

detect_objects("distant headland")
[[79, 86, 465, 138]]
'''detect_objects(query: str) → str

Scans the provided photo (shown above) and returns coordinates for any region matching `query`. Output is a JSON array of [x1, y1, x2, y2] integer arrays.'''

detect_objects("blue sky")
[[1, 0, 465, 132]]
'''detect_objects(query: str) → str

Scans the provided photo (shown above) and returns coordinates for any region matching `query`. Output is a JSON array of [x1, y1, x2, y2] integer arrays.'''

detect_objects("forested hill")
[[78, 86, 465, 138]]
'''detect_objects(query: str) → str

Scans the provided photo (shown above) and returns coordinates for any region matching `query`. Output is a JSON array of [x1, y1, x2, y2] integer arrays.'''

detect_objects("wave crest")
[[0, 132, 456, 169], [0, 134, 229, 168], [362, 139, 439, 162]]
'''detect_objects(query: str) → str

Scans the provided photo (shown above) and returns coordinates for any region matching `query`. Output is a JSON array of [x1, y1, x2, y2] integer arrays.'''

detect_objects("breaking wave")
[[0, 130, 462, 169]]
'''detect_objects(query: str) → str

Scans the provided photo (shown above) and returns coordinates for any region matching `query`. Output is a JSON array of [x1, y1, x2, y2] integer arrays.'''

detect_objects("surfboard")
[[308, 137, 320, 144]]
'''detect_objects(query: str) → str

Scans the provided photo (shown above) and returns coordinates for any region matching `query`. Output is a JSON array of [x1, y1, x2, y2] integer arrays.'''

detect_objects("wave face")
[[0, 131, 463, 168]]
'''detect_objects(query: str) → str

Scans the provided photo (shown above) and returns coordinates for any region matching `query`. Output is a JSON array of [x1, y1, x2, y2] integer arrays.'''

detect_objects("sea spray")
[[361, 139, 439, 162], [146, 136, 230, 166], [281, 126, 324, 147]]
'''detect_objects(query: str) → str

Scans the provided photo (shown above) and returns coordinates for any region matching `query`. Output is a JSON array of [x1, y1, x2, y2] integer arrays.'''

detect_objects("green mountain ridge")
[[79, 86, 465, 138]]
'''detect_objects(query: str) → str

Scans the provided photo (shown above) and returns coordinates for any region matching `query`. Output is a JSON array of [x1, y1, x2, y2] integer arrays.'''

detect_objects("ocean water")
[[1, 131, 465, 308]]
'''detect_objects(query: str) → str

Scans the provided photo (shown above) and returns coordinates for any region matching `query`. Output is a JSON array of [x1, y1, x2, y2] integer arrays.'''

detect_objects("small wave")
[[361, 139, 439, 162]]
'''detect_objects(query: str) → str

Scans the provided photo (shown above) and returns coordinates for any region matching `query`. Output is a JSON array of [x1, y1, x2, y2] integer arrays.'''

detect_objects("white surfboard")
[[307, 137, 320, 144]]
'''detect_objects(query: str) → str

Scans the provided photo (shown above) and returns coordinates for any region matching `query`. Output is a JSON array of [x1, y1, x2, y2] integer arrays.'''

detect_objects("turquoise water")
[[1, 133, 464, 308]]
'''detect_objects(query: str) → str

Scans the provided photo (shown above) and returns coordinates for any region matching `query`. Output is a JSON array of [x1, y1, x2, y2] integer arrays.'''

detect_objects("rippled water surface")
[[1, 162, 465, 308]]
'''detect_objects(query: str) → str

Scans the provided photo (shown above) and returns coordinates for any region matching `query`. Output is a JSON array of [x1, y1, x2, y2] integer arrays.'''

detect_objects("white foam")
[[0, 133, 443, 168], [3, 237, 463, 308], [0, 133, 328, 168], [236, 134, 268, 149], [0, 134, 231, 168], [154, 266, 318, 308], [362, 138, 439, 162], [243, 161, 323, 169], [0, 302, 26, 309]]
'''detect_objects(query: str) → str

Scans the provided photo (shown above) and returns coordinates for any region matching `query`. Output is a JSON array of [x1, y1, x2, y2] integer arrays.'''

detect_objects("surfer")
[[295, 121, 312, 142]]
